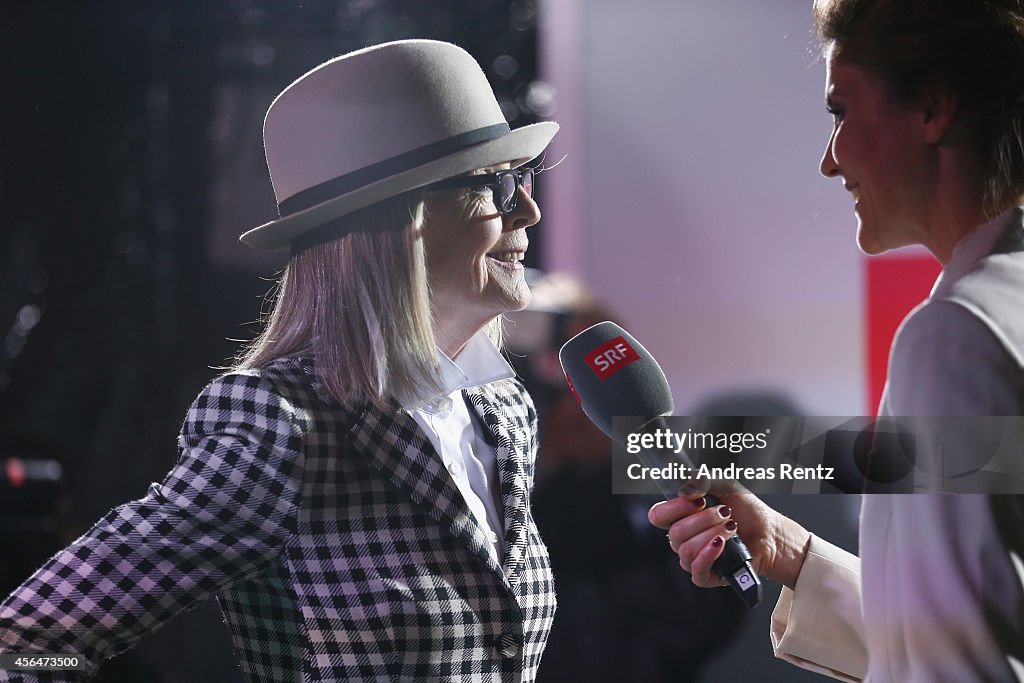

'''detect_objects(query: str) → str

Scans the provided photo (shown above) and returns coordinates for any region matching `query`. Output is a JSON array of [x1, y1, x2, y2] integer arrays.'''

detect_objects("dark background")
[[0, 2, 542, 680]]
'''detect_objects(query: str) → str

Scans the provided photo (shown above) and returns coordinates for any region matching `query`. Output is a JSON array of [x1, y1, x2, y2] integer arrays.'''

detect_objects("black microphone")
[[558, 321, 762, 608]]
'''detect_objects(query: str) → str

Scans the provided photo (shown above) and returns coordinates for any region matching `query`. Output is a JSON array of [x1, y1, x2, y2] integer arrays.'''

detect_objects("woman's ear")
[[920, 80, 958, 145]]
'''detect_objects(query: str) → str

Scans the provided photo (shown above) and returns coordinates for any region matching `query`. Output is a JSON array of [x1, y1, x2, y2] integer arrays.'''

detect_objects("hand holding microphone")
[[558, 322, 810, 606], [648, 482, 810, 594]]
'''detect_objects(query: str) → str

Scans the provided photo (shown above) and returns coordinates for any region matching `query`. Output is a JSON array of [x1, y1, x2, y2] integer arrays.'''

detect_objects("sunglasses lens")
[[498, 173, 518, 212], [521, 168, 534, 198]]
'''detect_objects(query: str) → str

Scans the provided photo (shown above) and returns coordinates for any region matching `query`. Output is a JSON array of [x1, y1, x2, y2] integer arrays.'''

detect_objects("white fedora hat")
[[240, 39, 559, 251]]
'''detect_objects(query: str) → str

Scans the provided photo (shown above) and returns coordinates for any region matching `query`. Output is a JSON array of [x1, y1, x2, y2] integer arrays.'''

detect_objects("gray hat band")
[[278, 122, 511, 217]]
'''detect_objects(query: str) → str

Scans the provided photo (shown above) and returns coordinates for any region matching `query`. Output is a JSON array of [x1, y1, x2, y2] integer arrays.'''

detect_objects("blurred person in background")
[[651, 1, 1024, 681], [506, 273, 747, 682], [0, 40, 559, 682]]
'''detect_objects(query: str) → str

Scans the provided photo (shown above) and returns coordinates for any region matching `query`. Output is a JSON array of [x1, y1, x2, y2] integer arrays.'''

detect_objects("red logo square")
[[584, 336, 640, 380]]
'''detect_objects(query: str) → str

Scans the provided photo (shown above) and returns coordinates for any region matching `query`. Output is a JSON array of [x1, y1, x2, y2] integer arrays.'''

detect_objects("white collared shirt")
[[930, 206, 1017, 299], [396, 331, 515, 564]]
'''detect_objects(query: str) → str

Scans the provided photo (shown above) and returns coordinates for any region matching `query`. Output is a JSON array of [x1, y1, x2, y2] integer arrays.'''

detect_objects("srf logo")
[[584, 336, 640, 380]]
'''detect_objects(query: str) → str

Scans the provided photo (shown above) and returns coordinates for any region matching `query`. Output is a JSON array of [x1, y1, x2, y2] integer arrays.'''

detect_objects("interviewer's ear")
[[919, 80, 958, 145]]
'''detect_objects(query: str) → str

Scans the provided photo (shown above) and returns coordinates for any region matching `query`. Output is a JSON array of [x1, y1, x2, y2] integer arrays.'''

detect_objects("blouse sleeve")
[[0, 372, 307, 682], [770, 535, 867, 681]]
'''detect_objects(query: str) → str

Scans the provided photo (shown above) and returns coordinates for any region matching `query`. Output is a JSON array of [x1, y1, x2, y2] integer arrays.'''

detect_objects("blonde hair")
[[235, 190, 503, 408]]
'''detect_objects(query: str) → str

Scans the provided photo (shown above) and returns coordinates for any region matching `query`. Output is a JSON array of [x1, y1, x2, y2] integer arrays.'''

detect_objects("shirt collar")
[[398, 330, 515, 413], [931, 206, 1021, 298]]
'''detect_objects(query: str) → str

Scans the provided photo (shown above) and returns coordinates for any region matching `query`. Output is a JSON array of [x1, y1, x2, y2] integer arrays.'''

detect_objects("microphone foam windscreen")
[[558, 321, 674, 442]]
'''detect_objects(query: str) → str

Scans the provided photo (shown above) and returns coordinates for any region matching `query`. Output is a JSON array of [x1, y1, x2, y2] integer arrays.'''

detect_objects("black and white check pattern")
[[0, 357, 556, 682]]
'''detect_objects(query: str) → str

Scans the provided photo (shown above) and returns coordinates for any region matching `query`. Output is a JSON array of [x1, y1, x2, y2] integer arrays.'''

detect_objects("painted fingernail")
[[711, 536, 724, 548], [725, 520, 738, 532], [692, 497, 706, 509], [679, 482, 701, 496], [718, 506, 732, 518]]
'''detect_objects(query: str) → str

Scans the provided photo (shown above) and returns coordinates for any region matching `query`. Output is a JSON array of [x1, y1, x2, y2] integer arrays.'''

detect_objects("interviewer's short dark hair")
[[813, 0, 1024, 216]]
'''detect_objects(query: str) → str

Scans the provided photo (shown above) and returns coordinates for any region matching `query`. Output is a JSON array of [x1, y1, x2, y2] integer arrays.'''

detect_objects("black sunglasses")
[[425, 166, 535, 215]]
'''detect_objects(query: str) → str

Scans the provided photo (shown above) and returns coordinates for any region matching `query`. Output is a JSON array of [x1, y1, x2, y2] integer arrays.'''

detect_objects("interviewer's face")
[[819, 48, 932, 254], [423, 163, 541, 334]]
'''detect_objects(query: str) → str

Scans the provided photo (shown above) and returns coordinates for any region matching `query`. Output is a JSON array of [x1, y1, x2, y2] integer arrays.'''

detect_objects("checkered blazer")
[[0, 357, 556, 682]]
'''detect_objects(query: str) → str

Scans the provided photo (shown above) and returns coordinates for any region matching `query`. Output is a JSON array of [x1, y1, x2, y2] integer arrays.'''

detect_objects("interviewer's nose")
[[820, 128, 841, 178]]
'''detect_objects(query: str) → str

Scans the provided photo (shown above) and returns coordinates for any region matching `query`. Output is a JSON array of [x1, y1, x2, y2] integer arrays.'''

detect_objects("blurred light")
[[43, 460, 62, 481], [15, 305, 41, 333], [336, 0, 380, 31], [509, 0, 537, 31], [5, 330, 26, 358], [493, 54, 520, 79], [251, 45, 276, 66], [6, 458, 26, 488], [522, 80, 556, 117], [0, 458, 63, 486]]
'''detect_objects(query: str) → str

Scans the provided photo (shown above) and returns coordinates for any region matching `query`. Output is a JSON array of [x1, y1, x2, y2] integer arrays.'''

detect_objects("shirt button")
[[496, 632, 520, 659], [495, 446, 508, 458], [447, 460, 463, 475], [488, 530, 499, 544]]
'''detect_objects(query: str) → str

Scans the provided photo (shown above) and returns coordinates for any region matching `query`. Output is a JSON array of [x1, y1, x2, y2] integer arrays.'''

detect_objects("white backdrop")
[[539, 0, 868, 416], [536, 5, 872, 681]]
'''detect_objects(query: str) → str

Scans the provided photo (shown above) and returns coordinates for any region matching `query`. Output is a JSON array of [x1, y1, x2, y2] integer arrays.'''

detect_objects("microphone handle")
[[703, 492, 761, 608], [633, 449, 763, 608]]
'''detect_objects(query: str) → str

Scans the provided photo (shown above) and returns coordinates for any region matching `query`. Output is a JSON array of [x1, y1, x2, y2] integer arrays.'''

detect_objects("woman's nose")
[[506, 186, 541, 230], [819, 130, 840, 178]]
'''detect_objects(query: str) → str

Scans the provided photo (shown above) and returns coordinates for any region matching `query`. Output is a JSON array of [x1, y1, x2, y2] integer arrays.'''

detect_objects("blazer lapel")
[[347, 402, 504, 576], [464, 385, 531, 590]]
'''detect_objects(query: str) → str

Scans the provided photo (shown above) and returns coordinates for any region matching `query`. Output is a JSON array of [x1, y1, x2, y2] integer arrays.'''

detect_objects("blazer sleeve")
[[770, 535, 867, 681], [0, 372, 307, 682]]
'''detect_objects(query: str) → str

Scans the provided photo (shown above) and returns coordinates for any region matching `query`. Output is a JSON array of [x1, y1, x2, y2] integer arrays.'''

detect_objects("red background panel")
[[864, 255, 942, 414]]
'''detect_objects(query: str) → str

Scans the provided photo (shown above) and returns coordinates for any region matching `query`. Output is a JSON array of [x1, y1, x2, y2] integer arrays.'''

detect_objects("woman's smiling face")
[[423, 163, 542, 336], [819, 48, 934, 255]]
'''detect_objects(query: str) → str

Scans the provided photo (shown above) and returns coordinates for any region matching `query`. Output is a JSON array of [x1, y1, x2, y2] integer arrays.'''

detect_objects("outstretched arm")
[[0, 373, 307, 682]]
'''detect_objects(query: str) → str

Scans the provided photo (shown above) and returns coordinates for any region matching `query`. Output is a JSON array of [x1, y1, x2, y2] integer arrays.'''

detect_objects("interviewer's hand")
[[647, 488, 812, 589]]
